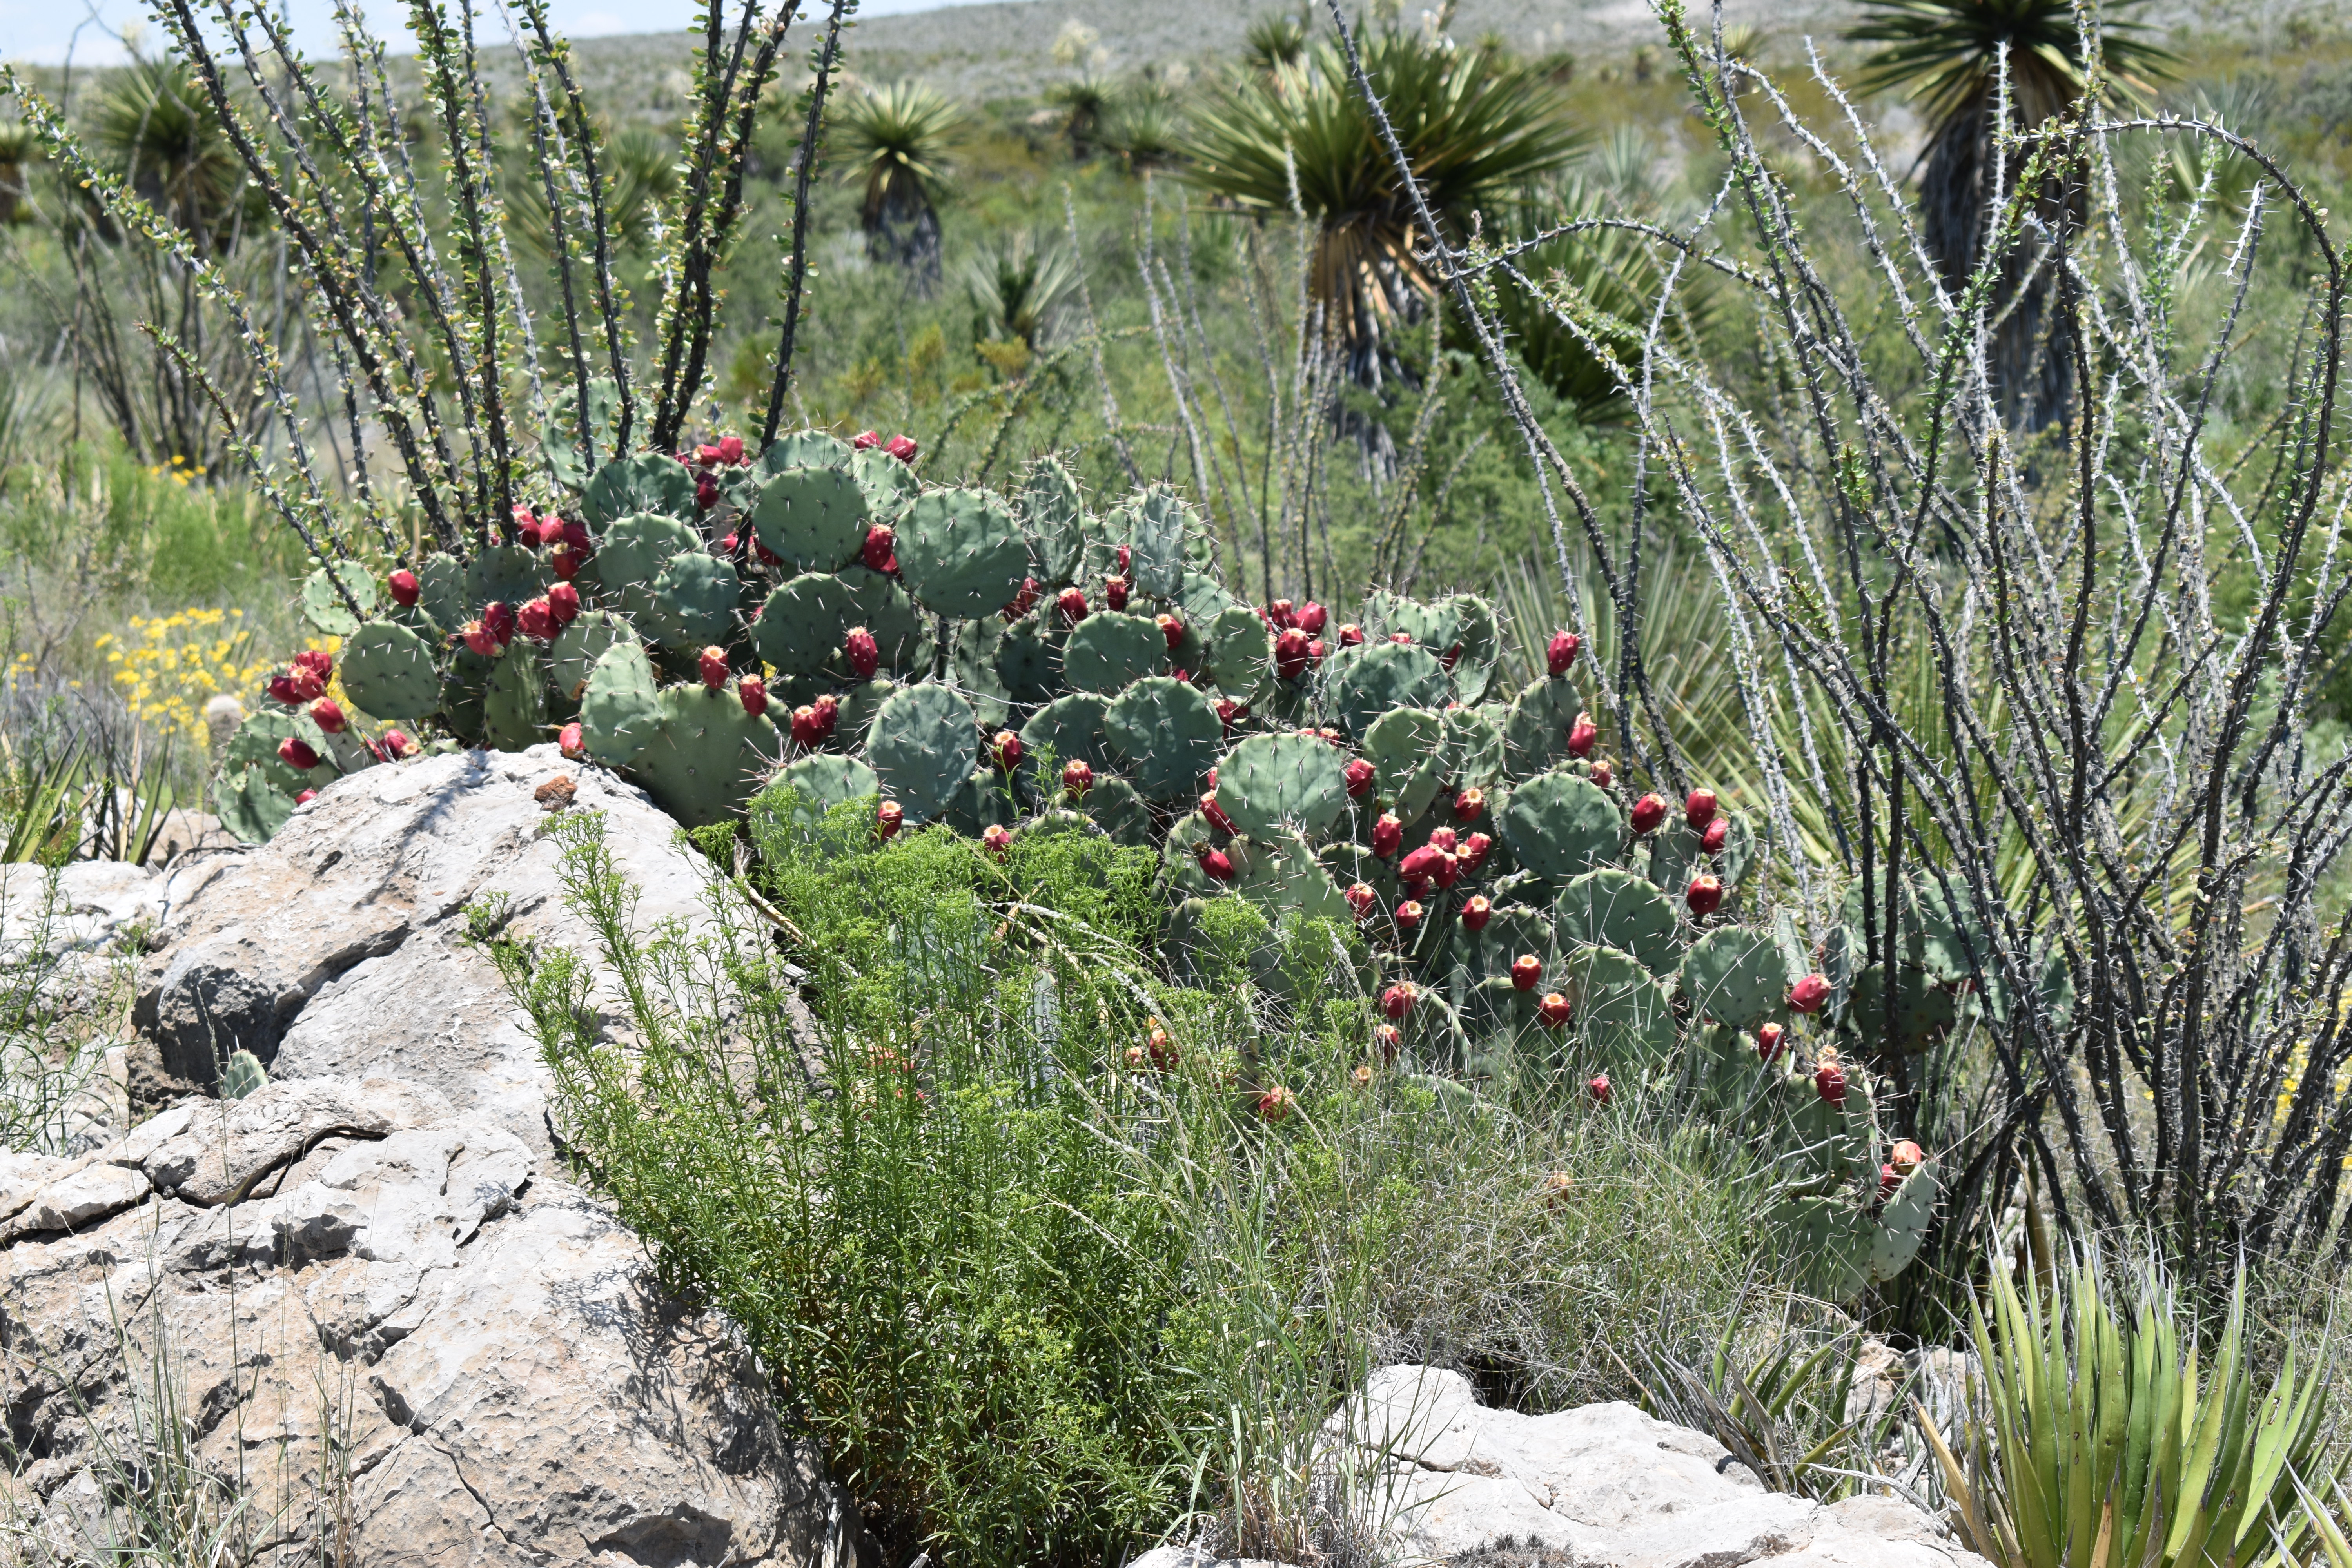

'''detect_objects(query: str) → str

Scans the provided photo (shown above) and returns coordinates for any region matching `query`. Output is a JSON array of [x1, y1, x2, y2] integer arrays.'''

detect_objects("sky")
[[0, 0, 1007, 67]]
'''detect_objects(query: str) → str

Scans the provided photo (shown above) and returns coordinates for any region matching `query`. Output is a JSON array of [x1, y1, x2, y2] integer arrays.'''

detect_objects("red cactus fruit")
[[1684, 788, 1718, 829], [461, 620, 503, 658], [1389, 632, 1413, 646], [1460, 832, 1494, 872], [1062, 759, 1094, 800], [1879, 1163, 1901, 1198], [1381, 982, 1418, 1020], [296, 789, 318, 805], [550, 544, 582, 581], [482, 602, 518, 646], [1274, 627, 1310, 679], [517, 598, 558, 643], [981, 824, 1014, 858], [1266, 598, 1295, 629], [1428, 827, 1458, 853], [1399, 845, 1447, 884], [738, 675, 769, 718], [1511, 954, 1542, 992], [853, 429, 882, 450], [886, 434, 918, 464], [537, 515, 569, 547], [1589, 1074, 1613, 1105], [697, 443, 723, 467], [1307, 638, 1327, 662], [1344, 758, 1376, 799], [811, 693, 839, 737], [309, 697, 347, 735], [546, 582, 582, 627], [266, 673, 304, 706], [294, 649, 333, 681], [1756, 1021, 1785, 1062], [1338, 622, 1365, 646], [1788, 973, 1831, 1013], [1547, 630, 1581, 677], [1198, 845, 1235, 881], [388, 569, 421, 607], [1440, 644, 1463, 671], [1686, 874, 1723, 917], [1290, 601, 1324, 635], [1702, 818, 1729, 855], [1105, 575, 1130, 611], [1453, 786, 1485, 824], [1538, 992, 1572, 1029], [846, 626, 880, 679], [991, 730, 1023, 771], [1376, 1023, 1401, 1060], [1815, 1062, 1847, 1105], [877, 800, 904, 838], [1205, 768, 1217, 790], [278, 736, 320, 771], [1889, 1139, 1926, 1176], [1401, 876, 1431, 900], [1461, 895, 1493, 932], [1007, 577, 1041, 619], [1256, 1085, 1295, 1123], [1591, 760, 1613, 788], [1372, 813, 1403, 858], [1147, 1022, 1178, 1069], [1214, 697, 1242, 736], [1432, 851, 1462, 889], [381, 730, 418, 759], [698, 646, 730, 689], [790, 706, 822, 748], [696, 476, 720, 511], [1201, 793, 1238, 836], [1345, 882, 1377, 919], [560, 721, 586, 759], [1058, 587, 1089, 623], [718, 434, 745, 465], [1396, 900, 1425, 931], [1116, 544, 1132, 574], [1629, 793, 1667, 834], [1318, 727, 1343, 744], [1568, 713, 1599, 758], [862, 524, 896, 572], [1157, 613, 1185, 650]]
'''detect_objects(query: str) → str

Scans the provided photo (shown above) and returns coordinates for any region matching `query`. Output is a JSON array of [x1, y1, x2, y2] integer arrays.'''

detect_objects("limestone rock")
[[1330, 1365, 1986, 1568]]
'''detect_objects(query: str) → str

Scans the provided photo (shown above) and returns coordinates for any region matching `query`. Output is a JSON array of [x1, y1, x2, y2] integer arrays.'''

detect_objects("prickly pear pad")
[[338, 620, 439, 720], [867, 683, 980, 823], [1495, 770, 1621, 881], [1214, 732, 1350, 839]]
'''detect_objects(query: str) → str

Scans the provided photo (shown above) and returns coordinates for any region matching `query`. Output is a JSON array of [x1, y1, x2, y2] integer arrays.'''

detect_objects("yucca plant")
[[1848, 0, 2172, 426], [1044, 74, 1115, 158], [87, 52, 255, 250], [1918, 1256, 2341, 1568], [1103, 88, 1184, 173], [1180, 22, 1583, 387], [837, 80, 967, 280], [962, 230, 1077, 351], [1243, 13, 1310, 74]]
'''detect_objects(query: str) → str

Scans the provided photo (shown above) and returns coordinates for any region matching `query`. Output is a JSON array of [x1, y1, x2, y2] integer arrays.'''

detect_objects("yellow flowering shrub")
[[89, 609, 317, 750]]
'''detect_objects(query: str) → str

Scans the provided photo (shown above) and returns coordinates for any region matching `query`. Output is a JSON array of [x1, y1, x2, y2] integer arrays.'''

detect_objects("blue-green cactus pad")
[[1554, 867, 1682, 976], [1104, 677, 1223, 802], [1495, 770, 1622, 880], [864, 682, 979, 823], [751, 464, 869, 572], [1062, 611, 1165, 693], [1214, 732, 1350, 839]]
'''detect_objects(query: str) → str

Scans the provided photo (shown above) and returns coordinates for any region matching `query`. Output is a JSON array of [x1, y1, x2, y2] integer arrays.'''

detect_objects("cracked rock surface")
[[1330, 1366, 1989, 1568], [4, 748, 843, 1565]]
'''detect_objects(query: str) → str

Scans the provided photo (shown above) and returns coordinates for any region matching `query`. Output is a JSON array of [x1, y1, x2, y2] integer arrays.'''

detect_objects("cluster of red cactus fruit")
[[683, 434, 750, 511], [851, 429, 919, 465], [1258, 599, 1333, 680], [267, 649, 421, 783], [1123, 1019, 1180, 1073], [459, 587, 582, 659], [508, 504, 595, 580], [786, 693, 840, 746]]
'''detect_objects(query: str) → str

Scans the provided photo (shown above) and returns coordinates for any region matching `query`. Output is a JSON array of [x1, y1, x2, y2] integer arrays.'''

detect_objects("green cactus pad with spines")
[[1326, 640, 1450, 739], [584, 451, 696, 528], [836, 564, 932, 672], [834, 680, 898, 749], [542, 377, 620, 490], [216, 762, 297, 843], [944, 770, 1024, 835], [947, 620, 1014, 728], [1679, 925, 1790, 1029], [588, 515, 698, 622], [1456, 904, 1552, 985], [993, 615, 1062, 704], [1911, 875, 1989, 983], [1554, 868, 1682, 976], [1772, 1196, 1877, 1301], [219, 1047, 269, 1099], [760, 430, 855, 474], [1359, 590, 1458, 652], [1562, 944, 1678, 1067], [1502, 676, 1585, 778], [465, 545, 548, 618], [1176, 571, 1241, 627], [1362, 707, 1444, 796], [1018, 456, 1087, 584], [1448, 595, 1501, 704], [1062, 611, 1165, 693], [1104, 677, 1223, 802], [1022, 694, 1111, 780], [644, 551, 741, 654], [438, 645, 495, 746], [417, 554, 467, 628], [897, 487, 1031, 618], [1868, 1163, 1937, 1282], [225, 708, 336, 790], [769, 753, 879, 819], [1845, 964, 1958, 1051], [1214, 733, 1350, 839], [632, 683, 780, 828], [1495, 770, 1622, 880], [751, 464, 869, 572], [1230, 829, 1354, 925], [851, 447, 920, 523], [1446, 704, 1508, 789], [550, 611, 638, 702], [581, 640, 662, 766], [1123, 485, 1190, 597], [337, 620, 439, 720], [483, 643, 549, 751], [1649, 809, 1757, 897], [1081, 775, 1151, 844], [1205, 605, 1273, 698], [302, 562, 378, 636], [865, 683, 980, 823]]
